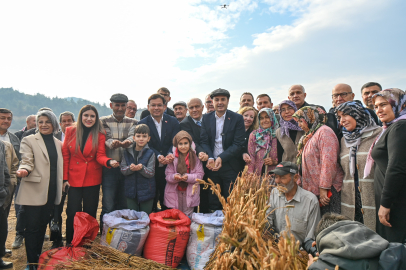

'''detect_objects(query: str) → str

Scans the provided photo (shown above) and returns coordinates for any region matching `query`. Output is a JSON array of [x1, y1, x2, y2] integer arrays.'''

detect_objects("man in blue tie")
[[139, 93, 180, 211], [200, 89, 245, 211]]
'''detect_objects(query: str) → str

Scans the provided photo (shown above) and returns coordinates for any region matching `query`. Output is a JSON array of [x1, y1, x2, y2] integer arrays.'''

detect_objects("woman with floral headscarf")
[[275, 100, 304, 163], [335, 100, 381, 231], [247, 108, 279, 180], [366, 88, 406, 242], [293, 106, 344, 215]]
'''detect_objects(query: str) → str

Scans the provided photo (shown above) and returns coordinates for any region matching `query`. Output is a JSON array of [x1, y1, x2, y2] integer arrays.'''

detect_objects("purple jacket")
[[164, 150, 204, 209]]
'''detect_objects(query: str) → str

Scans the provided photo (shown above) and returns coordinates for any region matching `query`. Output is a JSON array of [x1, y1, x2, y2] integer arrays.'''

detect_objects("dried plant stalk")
[[197, 167, 308, 270], [53, 242, 173, 270]]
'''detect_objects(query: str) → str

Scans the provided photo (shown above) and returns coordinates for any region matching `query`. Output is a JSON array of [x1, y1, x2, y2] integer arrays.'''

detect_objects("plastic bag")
[[38, 212, 99, 270], [186, 211, 224, 270], [101, 209, 150, 256], [143, 209, 191, 268]]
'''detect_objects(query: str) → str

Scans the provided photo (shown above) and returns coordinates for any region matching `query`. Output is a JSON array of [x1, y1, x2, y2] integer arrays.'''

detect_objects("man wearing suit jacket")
[[180, 98, 210, 213], [139, 93, 180, 211], [140, 87, 175, 119], [200, 89, 245, 211]]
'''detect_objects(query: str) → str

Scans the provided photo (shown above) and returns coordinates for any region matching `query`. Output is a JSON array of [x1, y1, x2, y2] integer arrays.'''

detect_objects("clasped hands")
[[111, 139, 132, 149], [197, 152, 222, 171], [174, 174, 188, 182], [242, 154, 277, 166], [130, 163, 143, 171], [158, 154, 175, 165]]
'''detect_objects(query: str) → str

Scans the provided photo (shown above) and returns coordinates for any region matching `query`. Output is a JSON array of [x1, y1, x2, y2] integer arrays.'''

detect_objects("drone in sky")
[[220, 4, 229, 9]]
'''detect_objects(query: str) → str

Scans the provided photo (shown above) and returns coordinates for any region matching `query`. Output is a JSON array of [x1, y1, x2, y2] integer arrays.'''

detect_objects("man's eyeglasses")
[[332, 92, 352, 99], [127, 107, 137, 112]]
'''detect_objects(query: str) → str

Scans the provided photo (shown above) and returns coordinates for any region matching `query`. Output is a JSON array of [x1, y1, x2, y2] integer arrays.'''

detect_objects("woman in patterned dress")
[[247, 108, 279, 181], [293, 106, 344, 216]]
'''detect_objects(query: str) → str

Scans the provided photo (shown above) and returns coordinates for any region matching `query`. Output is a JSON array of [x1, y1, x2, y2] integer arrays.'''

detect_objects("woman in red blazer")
[[62, 105, 119, 245]]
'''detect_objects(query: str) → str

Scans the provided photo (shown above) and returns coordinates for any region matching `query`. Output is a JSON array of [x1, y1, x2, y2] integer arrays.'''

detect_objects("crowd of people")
[[0, 83, 405, 269]]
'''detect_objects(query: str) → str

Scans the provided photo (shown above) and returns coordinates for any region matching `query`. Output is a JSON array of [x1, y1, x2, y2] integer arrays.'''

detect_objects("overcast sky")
[[1, 0, 405, 111]]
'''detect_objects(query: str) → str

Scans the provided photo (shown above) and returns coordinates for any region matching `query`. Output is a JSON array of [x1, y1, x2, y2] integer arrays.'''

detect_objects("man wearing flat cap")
[[99, 93, 137, 231], [200, 88, 245, 211], [173, 101, 187, 122], [266, 161, 320, 244]]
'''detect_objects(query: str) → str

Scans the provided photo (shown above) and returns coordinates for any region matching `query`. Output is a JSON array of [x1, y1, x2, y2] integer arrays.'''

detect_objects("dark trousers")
[[320, 186, 341, 216], [66, 185, 100, 244], [14, 183, 25, 236], [50, 192, 66, 242], [153, 166, 167, 211], [207, 165, 238, 211], [0, 206, 8, 257], [24, 201, 54, 264], [196, 165, 210, 214], [100, 167, 127, 230]]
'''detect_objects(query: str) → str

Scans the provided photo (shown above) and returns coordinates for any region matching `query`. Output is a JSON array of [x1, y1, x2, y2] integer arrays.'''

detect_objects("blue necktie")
[[196, 121, 202, 127]]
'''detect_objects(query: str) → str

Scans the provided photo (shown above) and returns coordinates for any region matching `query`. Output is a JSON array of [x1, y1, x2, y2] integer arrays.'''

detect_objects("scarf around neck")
[[292, 106, 327, 165], [254, 108, 279, 158], [335, 100, 379, 177], [364, 88, 406, 178]]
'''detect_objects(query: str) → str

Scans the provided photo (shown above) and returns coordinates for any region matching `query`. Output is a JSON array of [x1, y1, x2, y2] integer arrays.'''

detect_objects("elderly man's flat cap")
[[173, 101, 187, 109], [210, 88, 230, 99], [110, 93, 129, 103]]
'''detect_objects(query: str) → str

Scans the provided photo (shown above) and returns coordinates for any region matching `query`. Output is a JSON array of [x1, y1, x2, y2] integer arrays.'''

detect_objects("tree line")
[[0, 88, 144, 132]]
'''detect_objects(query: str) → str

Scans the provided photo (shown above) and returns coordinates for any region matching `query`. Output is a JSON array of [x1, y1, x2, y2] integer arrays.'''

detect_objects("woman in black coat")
[[237, 106, 258, 173], [365, 88, 406, 243]]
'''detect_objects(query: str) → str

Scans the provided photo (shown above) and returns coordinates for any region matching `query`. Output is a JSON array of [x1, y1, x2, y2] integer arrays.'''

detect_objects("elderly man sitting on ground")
[[266, 161, 320, 245]]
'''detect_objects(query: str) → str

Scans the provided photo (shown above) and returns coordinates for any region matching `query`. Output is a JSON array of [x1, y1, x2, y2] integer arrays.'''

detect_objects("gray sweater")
[[309, 220, 389, 270]]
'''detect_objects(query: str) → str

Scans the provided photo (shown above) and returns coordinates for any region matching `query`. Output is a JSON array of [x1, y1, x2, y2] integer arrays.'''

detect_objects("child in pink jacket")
[[165, 131, 204, 217]]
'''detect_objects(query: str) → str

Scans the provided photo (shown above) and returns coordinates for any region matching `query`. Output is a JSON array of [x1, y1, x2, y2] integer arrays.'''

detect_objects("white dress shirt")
[[61, 132, 65, 142], [152, 115, 163, 140], [0, 133, 10, 143], [213, 112, 226, 159], [152, 115, 164, 164]]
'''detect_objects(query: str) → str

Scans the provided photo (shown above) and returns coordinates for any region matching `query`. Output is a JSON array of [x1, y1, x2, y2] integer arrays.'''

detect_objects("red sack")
[[143, 209, 191, 268], [38, 212, 99, 270]]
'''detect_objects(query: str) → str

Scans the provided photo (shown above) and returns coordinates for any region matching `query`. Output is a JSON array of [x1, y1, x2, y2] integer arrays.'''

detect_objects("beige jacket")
[[339, 127, 382, 231], [16, 133, 63, 206], [1, 141, 18, 209]]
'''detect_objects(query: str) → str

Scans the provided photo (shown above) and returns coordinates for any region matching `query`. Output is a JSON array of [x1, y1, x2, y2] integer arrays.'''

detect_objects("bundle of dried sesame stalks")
[[53, 242, 173, 270], [196, 167, 308, 270]]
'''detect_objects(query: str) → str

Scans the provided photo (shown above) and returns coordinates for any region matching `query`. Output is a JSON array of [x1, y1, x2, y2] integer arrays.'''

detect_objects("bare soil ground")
[[5, 192, 103, 270]]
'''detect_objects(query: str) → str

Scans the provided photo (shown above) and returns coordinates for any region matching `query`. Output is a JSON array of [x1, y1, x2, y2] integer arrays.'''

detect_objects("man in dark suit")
[[200, 89, 245, 211], [140, 87, 175, 119], [139, 93, 180, 211], [180, 98, 210, 213], [14, 115, 36, 141]]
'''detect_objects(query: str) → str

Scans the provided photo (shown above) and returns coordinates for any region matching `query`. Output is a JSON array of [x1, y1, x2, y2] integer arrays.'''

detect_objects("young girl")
[[165, 131, 204, 217]]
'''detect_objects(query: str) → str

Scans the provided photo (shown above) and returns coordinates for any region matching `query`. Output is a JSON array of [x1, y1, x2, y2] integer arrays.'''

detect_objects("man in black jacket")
[[14, 115, 35, 141], [140, 87, 175, 119], [180, 98, 210, 213], [200, 89, 245, 211], [139, 94, 180, 211]]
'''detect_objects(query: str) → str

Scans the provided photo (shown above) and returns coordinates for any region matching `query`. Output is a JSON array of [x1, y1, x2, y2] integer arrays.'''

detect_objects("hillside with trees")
[[0, 88, 144, 132]]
